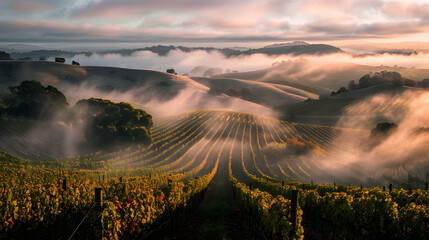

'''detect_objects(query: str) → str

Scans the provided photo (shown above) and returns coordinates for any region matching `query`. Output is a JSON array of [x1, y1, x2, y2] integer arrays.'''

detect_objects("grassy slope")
[[192, 77, 310, 108], [216, 62, 429, 94], [0, 60, 276, 116]]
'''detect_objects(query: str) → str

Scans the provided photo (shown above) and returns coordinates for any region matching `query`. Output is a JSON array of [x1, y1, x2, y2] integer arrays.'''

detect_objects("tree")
[[421, 79, 429, 88], [331, 86, 347, 96], [358, 74, 372, 88], [72, 98, 153, 150], [348, 80, 358, 90], [392, 78, 404, 87], [362, 122, 398, 151], [166, 68, 177, 75], [4, 80, 69, 119], [72, 60, 80, 66], [337, 86, 347, 94], [0, 51, 12, 60], [55, 57, 65, 63], [370, 122, 398, 137]]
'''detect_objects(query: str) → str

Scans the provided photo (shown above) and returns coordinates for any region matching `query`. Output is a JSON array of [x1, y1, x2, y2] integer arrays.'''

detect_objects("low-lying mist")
[[61, 49, 429, 80], [321, 90, 429, 185], [61, 80, 274, 118]]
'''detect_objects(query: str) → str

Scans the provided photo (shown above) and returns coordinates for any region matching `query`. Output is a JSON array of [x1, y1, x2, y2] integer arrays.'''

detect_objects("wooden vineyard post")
[[95, 187, 103, 239], [62, 178, 67, 192], [249, 183, 253, 191], [383, 186, 386, 192], [334, 182, 336, 187], [311, 180, 313, 185], [426, 182, 428, 191], [282, 180, 285, 187], [389, 183, 393, 193], [408, 188, 412, 195], [290, 190, 299, 237]]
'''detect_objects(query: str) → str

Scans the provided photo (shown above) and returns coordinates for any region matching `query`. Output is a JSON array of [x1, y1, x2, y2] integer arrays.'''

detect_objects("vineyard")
[[1, 110, 428, 239]]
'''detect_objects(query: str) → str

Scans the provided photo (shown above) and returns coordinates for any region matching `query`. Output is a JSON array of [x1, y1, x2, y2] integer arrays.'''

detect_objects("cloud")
[[3, 0, 429, 44], [304, 22, 356, 34], [356, 20, 429, 36], [382, 1, 429, 20], [9, 1, 54, 13]]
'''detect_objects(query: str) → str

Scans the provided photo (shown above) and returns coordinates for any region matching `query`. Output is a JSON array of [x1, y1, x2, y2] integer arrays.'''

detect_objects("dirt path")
[[171, 157, 255, 240]]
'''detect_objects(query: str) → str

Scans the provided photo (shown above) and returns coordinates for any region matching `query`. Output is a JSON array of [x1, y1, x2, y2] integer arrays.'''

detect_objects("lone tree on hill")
[[55, 57, 65, 63], [166, 68, 177, 75], [72, 98, 153, 150]]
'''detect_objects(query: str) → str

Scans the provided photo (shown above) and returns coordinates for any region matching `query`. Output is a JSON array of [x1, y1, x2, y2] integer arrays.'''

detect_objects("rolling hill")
[[216, 60, 429, 92], [0, 61, 282, 116], [0, 110, 368, 183], [191, 77, 316, 108]]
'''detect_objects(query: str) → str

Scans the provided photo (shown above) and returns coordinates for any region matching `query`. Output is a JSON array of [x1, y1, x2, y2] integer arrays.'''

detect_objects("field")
[[1, 110, 428, 239]]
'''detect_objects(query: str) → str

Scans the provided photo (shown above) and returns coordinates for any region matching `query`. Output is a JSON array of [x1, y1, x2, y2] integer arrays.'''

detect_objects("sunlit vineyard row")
[[225, 119, 429, 239], [0, 150, 216, 239]]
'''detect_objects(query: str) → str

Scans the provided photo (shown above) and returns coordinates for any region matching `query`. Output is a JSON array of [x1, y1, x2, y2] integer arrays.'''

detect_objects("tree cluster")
[[330, 71, 421, 96], [0, 51, 12, 60], [1, 81, 153, 151], [1, 80, 68, 119], [72, 98, 153, 150]]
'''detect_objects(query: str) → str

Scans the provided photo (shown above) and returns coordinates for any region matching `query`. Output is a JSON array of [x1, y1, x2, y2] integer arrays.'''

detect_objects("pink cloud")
[[382, 1, 429, 19], [10, 1, 54, 14]]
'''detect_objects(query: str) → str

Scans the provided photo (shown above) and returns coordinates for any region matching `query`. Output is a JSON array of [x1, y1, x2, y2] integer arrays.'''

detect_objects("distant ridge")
[[263, 41, 310, 48], [6, 43, 344, 60], [243, 44, 343, 56]]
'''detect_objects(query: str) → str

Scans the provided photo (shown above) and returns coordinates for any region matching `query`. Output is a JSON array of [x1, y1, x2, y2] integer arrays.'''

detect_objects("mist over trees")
[[71, 98, 153, 150], [1, 80, 68, 119], [1, 81, 153, 152], [361, 122, 398, 151]]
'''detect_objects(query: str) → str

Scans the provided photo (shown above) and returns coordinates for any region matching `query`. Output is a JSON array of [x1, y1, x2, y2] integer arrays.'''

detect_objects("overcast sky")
[[1, 0, 429, 45]]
